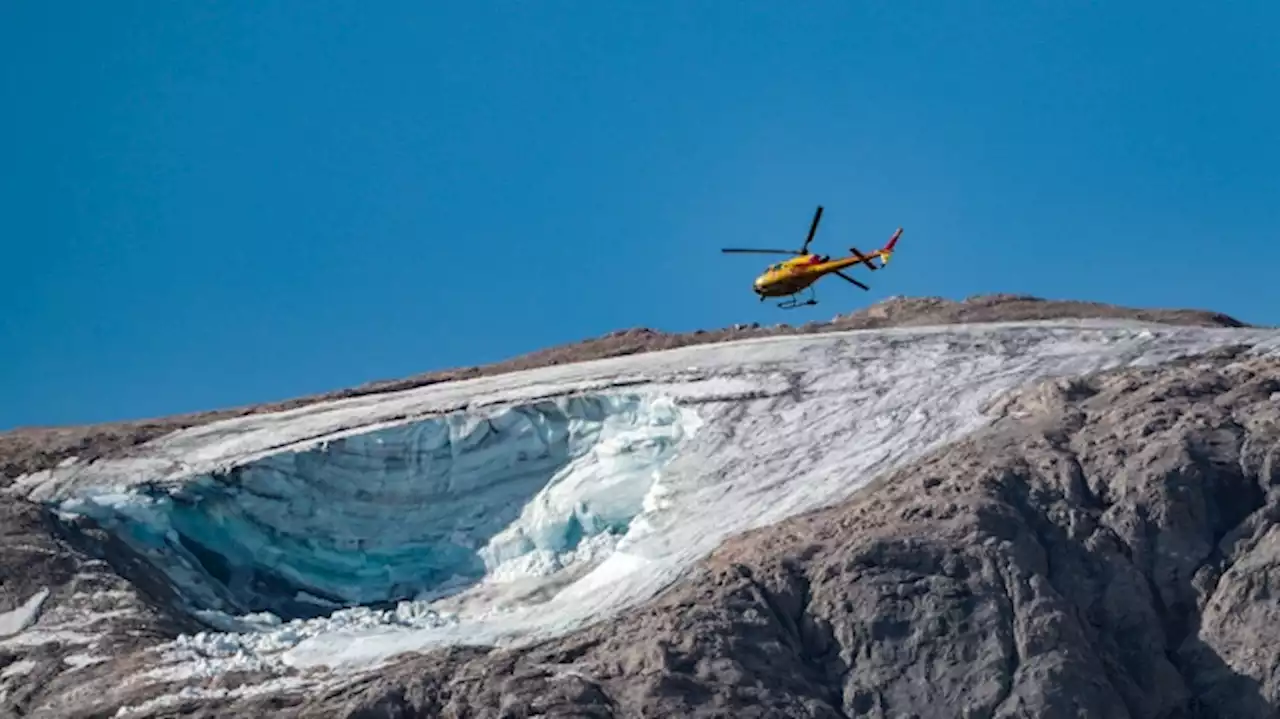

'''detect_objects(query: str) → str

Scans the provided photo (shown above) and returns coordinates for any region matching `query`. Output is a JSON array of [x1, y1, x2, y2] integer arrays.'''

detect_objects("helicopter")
[[721, 205, 902, 309]]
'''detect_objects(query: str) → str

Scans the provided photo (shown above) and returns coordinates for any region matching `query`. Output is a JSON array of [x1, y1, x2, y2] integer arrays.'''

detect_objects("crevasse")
[[58, 393, 698, 621]]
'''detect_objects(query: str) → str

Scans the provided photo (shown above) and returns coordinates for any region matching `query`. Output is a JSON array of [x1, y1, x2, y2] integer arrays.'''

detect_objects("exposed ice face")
[[56, 393, 698, 620]]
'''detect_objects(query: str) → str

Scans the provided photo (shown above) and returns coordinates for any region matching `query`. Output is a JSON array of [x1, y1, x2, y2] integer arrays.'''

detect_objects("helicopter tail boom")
[[884, 227, 902, 252]]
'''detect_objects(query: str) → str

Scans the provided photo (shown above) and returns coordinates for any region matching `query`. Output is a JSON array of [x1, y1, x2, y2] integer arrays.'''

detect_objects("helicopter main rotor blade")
[[801, 205, 823, 254], [721, 248, 802, 255], [833, 270, 870, 290]]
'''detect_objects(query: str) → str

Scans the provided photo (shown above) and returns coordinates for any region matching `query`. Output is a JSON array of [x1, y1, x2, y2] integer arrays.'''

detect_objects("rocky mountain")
[[2, 295, 1277, 718]]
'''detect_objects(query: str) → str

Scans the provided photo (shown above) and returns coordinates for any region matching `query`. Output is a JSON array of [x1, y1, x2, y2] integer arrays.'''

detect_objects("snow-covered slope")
[[11, 320, 1280, 688]]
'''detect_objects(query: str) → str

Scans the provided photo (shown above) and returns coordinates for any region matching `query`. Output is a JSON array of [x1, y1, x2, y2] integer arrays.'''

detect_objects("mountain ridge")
[[0, 293, 1256, 481]]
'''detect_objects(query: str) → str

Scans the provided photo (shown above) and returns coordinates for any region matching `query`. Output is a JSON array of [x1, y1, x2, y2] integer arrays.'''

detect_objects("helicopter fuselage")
[[751, 254, 871, 297]]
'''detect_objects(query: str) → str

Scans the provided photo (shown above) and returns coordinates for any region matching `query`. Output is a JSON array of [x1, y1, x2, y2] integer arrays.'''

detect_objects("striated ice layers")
[[56, 394, 698, 622]]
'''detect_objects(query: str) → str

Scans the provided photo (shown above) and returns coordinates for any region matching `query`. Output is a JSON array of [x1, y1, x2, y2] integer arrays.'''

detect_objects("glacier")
[[52, 393, 696, 621], [13, 319, 1280, 684]]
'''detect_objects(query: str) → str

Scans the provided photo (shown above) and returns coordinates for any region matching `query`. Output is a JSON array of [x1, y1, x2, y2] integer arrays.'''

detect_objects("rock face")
[[0, 499, 206, 717], [145, 347, 1273, 719]]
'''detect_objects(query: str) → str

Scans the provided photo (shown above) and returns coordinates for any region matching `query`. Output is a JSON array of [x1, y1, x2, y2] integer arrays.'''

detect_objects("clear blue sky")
[[3, 2, 1278, 429]]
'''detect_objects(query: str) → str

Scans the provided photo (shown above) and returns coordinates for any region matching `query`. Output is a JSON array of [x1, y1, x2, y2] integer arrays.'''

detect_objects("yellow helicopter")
[[722, 205, 902, 309]]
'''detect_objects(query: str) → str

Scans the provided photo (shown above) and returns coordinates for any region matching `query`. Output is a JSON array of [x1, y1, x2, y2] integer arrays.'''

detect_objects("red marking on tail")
[[884, 228, 902, 252]]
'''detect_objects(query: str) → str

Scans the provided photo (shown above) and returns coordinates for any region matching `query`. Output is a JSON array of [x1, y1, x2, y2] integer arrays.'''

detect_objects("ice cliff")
[[51, 394, 696, 622]]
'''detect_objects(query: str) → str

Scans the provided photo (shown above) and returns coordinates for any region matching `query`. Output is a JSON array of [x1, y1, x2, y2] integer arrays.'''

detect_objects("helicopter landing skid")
[[774, 287, 818, 310]]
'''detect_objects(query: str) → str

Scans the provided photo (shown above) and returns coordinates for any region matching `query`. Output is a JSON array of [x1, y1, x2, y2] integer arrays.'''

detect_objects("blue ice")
[[56, 393, 694, 621]]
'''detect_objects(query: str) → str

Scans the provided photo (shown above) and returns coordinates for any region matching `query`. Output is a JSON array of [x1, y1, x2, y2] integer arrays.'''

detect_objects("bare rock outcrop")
[[0, 499, 212, 718], [834, 293, 1249, 330]]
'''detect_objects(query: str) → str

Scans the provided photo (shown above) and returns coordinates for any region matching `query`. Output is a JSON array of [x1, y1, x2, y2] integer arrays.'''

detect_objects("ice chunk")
[[0, 588, 49, 638]]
